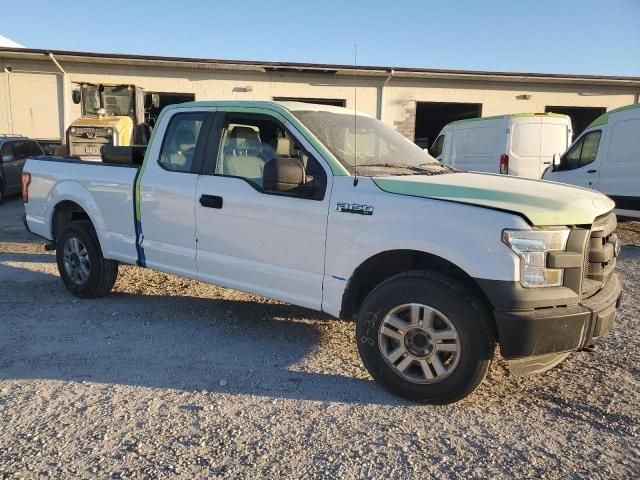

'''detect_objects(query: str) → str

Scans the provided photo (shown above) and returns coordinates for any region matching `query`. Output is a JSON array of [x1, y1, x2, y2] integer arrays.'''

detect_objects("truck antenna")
[[353, 43, 359, 187]]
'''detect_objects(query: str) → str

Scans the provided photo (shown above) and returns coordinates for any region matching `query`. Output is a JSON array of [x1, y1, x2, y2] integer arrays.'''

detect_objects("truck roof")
[[159, 100, 358, 116], [449, 112, 569, 126], [586, 102, 640, 129]]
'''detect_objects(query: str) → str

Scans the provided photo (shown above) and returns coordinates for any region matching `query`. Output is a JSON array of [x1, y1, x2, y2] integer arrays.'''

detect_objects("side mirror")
[[552, 153, 561, 170], [72, 89, 81, 104], [263, 157, 314, 196]]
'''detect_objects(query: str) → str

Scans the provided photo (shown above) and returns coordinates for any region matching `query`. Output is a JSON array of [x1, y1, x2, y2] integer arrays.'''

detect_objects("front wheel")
[[356, 271, 495, 404], [55, 221, 118, 298]]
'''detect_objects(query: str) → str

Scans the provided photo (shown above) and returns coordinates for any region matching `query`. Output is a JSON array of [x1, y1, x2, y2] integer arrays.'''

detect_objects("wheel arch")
[[51, 200, 94, 241], [340, 249, 494, 323]]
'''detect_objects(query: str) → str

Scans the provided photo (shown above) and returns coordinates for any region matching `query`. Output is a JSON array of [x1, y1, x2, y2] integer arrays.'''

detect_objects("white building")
[[1, 46, 638, 148]]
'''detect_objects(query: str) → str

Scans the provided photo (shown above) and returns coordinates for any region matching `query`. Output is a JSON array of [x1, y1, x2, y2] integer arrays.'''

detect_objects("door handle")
[[587, 169, 597, 174], [200, 194, 223, 209], [543, 161, 551, 165]]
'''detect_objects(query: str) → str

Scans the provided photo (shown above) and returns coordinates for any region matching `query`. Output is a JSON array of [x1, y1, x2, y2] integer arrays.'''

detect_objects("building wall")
[[382, 78, 638, 139], [1, 55, 638, 141]]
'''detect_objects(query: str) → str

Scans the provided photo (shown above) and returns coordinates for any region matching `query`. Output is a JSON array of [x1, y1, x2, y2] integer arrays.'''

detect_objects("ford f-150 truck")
[[22, 101, 623, 403]]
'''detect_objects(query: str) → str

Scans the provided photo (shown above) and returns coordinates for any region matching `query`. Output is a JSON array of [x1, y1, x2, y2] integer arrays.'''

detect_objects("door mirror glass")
[[72, 89, 81, 104]]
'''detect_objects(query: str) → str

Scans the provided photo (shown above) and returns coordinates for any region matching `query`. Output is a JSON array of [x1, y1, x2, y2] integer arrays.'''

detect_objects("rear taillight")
[[21, 172, 31, 203], [500, 154, 509, 175]]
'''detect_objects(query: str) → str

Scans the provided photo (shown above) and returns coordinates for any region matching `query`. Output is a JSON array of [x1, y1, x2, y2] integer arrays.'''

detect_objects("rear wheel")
[[55, 220, 118, 298], [356, 271, 495, 404]]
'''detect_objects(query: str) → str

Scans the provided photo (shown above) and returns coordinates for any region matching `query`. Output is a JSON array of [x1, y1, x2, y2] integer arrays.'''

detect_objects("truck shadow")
[[0, 257, 406, 405]]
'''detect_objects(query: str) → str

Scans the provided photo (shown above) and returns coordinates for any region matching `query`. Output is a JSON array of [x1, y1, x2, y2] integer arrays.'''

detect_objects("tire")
[[55, 220, 118, 298], [356, 271, 495, 404]]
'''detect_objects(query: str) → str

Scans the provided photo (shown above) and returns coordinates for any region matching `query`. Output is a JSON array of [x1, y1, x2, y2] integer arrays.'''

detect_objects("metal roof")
[[1, 46, 640, 87]]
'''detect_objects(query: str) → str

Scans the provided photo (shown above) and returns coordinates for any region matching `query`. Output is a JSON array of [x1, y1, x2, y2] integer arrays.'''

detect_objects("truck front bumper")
[[480, 273, 622, 374]]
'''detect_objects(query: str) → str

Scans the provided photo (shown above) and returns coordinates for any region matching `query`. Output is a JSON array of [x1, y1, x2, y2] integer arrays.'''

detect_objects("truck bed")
[[24, 155, 140, 265]]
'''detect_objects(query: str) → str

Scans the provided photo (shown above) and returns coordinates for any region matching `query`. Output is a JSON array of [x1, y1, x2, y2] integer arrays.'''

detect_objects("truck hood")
[[372, 172, 614, 226]]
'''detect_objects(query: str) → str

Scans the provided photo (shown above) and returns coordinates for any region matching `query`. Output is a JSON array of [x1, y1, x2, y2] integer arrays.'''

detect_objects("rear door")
[[509, 120, 541, 178], [138, 108, 215, 277], [539, 119, 571, 177], [194, 109, 331, 309]]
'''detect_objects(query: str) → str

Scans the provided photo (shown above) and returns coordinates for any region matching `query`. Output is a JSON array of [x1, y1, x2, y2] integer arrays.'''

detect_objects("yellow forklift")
[[65, 83, 193, 160]]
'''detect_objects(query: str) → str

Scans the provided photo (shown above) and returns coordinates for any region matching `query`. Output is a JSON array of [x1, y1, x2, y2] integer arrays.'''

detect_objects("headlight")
[[70, 126, 76, 134], [106, 127, 113, 135], [503, 228, 570, 288]]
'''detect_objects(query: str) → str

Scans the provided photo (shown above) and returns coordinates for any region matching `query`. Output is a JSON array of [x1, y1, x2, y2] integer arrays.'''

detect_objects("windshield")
[[81, 84, 135, 117], [292, 110, 443, 174]]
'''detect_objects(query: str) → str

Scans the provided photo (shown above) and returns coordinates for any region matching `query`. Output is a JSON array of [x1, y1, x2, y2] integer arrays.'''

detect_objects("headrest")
[[230, 126, 261, 150], [175, 129, 195, 147], [276, 137, 293, 157]]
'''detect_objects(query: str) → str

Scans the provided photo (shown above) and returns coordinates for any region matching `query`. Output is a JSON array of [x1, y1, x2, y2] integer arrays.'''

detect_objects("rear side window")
[[607, 118, 640, 164], [12, 141, 31, 159], [159, 113, 207, 173], [28, 141, 44, 156], [559, 130, 602, 171]]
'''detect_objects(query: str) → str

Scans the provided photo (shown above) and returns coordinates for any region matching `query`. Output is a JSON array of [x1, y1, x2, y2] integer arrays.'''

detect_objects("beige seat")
[[163, 129, 196, 171], [276, 136, 308, 168], [223, 127, 266, 182]]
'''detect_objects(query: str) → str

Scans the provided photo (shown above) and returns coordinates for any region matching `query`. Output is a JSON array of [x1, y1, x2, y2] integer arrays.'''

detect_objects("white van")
[[430, 113, 572, 179], [543, 104, 640, 219]]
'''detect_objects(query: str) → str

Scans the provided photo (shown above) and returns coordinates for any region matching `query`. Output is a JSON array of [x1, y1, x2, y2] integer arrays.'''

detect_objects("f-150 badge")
[[336, 203, 374, 215]]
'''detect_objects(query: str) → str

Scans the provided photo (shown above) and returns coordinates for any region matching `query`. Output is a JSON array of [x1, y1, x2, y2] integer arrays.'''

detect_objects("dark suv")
[[0, 136, 44, 203]]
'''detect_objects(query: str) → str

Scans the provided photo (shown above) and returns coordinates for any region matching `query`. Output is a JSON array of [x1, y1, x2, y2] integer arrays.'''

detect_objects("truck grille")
[[582, 212, 618, 298]]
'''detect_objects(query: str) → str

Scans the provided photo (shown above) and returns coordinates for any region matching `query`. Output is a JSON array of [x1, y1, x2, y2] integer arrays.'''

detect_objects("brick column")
[[393, 99, 416, 141]]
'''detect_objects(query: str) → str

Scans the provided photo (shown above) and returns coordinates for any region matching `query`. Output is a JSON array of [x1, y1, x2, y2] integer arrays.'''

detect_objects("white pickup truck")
[[22, 101, 623, 403]]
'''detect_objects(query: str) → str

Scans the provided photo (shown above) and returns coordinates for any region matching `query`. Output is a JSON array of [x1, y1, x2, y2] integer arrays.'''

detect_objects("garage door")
[[8, 72, 61, 139]]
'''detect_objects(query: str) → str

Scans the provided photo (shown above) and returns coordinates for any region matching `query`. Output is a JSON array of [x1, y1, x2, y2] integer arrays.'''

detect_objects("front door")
[[546, 129, 603, 189], [194, 111, 331, 309]]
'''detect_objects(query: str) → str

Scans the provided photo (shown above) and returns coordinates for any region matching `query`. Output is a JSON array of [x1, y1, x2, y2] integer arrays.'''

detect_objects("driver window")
[[559, 130, 601, 171], [215, 115, 323, 192], [159, 113, 205, 173]]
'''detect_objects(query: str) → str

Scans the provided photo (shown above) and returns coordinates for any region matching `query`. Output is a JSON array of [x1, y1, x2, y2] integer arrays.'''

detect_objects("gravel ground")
[[0, 196, 639, 479]]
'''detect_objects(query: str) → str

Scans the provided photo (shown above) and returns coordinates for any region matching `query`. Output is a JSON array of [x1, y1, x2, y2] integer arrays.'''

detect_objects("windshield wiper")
[[360, 163, 411, 169]]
